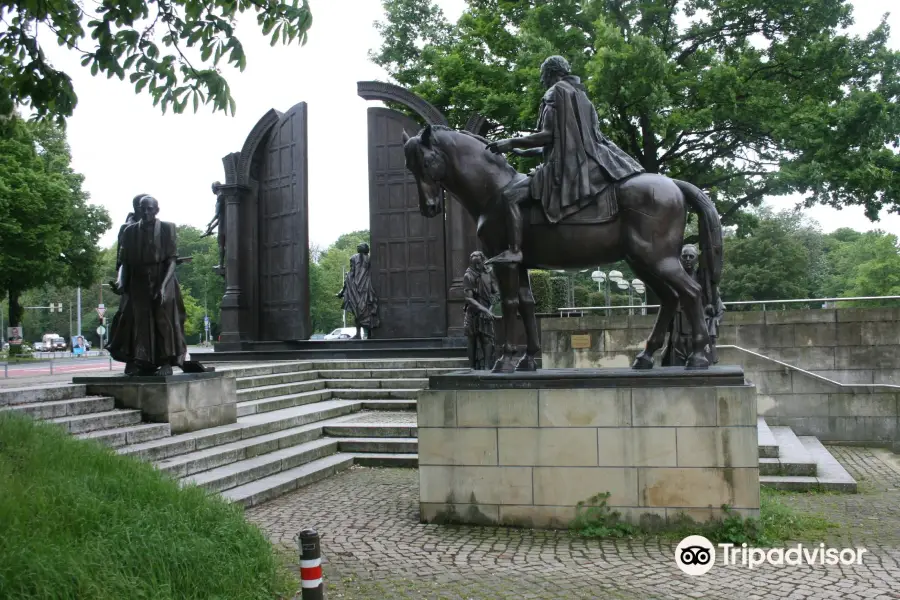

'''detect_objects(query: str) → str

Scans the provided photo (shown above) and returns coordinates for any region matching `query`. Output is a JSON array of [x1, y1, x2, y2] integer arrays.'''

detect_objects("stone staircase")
[[2, 360, 858, 508], [0, 359, 461, 507], [757, 417, 857, 492]]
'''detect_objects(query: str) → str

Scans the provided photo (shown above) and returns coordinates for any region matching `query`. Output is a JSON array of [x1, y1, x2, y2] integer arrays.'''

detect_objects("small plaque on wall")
[[571, 334, 591, 349]]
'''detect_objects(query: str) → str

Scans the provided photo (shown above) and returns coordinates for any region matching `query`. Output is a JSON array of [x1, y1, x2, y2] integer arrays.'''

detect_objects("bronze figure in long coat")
[[337, 243, 380, 339], [107, 196, 188, 376]]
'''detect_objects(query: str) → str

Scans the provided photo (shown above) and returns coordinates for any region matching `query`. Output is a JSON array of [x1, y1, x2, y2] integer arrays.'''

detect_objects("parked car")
[[33, 341, 45, 351], [323, 327, 364, 340]]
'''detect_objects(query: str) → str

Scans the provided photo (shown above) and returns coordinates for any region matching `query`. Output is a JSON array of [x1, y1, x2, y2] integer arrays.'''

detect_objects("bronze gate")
[[257, 103, 311, 340], [367, 107, 447, 338]]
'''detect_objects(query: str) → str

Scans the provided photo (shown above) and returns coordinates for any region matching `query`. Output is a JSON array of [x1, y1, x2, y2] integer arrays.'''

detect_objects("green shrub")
[[588, 291, 606, 307], [529, 270, 553, 313], [0, 413, 297, 600], [550, 276, 568, 310], [573, 285, 590, 308]]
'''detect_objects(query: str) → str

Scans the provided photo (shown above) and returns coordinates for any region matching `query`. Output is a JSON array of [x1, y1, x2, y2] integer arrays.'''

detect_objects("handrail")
[[719, 344, 900, 391], [557, 295, 900, 316]]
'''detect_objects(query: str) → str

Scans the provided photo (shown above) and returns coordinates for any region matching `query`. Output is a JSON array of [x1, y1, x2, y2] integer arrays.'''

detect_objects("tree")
[[373, 0, 900, 232], [720, 207, 824, 303], [173, 225, 224, 339], [0, 116, 111, 335], [822, 229, 900, 304], [0, 0, 313, 123]]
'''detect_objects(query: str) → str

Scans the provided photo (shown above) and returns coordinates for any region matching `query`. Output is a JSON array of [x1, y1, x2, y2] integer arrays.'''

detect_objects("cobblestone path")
[[246, 447, 900, 599]]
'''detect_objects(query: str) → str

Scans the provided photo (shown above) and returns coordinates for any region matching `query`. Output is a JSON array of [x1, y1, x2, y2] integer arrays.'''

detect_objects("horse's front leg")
[[515, 265, 539, 371], [491, 264, 520, 373]]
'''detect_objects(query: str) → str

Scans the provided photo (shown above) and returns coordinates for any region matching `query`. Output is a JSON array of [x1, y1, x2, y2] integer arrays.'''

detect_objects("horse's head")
[[402, 125, 446, 219]]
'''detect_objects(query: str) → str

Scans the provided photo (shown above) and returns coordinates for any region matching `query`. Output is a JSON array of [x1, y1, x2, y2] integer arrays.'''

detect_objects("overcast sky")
[[41, 0, 898, 249]]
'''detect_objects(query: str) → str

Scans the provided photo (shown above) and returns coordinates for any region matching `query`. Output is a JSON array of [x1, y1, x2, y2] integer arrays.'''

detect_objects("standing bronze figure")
[[662, 244, 725, 366], [402, 55, 723, 373], [107, 196, 189, 376], [202, 181, 226, 275], [336, 243, 380, 339], [463, 251, 500, 370]]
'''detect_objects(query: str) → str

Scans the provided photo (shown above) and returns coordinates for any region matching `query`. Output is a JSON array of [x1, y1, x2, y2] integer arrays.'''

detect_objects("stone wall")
[[417, 379, 759, 529], [541, 308, 900, 446]]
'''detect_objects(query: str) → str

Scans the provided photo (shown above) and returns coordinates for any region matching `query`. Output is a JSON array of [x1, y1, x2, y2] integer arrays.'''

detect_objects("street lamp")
[[590, 269, 610, 316], [632, 279, 647, 315]]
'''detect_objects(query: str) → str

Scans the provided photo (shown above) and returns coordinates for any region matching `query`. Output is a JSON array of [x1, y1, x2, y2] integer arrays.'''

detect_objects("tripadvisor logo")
[[675, 536, 868, 575]]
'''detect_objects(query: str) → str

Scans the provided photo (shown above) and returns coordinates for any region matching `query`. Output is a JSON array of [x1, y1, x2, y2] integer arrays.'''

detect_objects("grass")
[[0, 412, 298, 600], [571, 489, 837, 546]]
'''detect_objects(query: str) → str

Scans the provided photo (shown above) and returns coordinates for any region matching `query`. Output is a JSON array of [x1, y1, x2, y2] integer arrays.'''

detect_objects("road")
[[1, 346, 209, 382], [1, 356, 124, 378]]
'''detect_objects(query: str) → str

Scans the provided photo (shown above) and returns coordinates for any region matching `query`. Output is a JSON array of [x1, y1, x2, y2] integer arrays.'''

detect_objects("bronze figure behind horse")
[[402, 125, 723, 373]]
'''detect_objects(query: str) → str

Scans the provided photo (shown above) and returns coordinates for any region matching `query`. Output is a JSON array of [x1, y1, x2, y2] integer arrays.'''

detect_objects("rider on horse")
[[486, 55, 645, 264]]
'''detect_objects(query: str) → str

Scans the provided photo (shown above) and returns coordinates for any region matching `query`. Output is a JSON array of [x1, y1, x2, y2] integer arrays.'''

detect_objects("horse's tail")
[[674, 179, 723, 286]]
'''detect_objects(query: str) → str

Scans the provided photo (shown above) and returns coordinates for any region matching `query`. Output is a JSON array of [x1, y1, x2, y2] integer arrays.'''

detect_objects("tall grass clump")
[[0, 412, 296, 600]]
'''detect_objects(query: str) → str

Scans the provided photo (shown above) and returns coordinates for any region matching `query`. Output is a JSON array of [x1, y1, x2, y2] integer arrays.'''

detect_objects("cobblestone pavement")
[[246, 447, 900, 600]]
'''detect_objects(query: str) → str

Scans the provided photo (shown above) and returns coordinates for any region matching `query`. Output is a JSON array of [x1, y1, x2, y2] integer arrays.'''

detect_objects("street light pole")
[[76, 286, 82, 338]]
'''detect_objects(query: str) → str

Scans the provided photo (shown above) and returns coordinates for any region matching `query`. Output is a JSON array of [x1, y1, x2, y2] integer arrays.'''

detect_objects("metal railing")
[[719, 345, 900, 391], [556, 295, 900, 317], [1, 354, 116, 378]]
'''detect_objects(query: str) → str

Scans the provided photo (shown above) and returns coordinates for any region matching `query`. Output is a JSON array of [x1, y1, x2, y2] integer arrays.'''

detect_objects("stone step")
[[0, 396, 114, 419], [234, 370, 319, 390], [323, 378, 428, 390], [75, 423, 171, 448], [220, 453, 354, 508], [218, 362, 313, 379], [47, 409, 143, 434], [0, 383, 88, 407], [155, 423, 324, 479], [119, 400, 362, 462], [309, 359, 468, 371], [180, 438, 339, 494], [759, 436, 857, 493], [237, 380, 326, 402], [323, 423, 418, 438], [348, 453, 418, 468], [758, 458, 817, 476], [315, 368, 458, 380], [237, 389, 331, 417], [360, 399, 417, 410], [757, 417, 778, 459], [336, 437, 418, 453], [798, 437, 857, 492], [329, 388, 420, 400]]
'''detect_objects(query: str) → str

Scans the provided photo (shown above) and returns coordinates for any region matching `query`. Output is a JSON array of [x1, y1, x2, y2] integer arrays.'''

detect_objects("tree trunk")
[[8, 289, 23, 329]]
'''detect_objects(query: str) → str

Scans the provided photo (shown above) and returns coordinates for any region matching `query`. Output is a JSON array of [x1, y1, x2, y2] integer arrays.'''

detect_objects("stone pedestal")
[[417, 366, 759, 529], [73, 372, 237, 434]]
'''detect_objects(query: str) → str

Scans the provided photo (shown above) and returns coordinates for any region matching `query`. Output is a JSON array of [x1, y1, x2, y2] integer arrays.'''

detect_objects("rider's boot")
[[486, 198, 524, 264]]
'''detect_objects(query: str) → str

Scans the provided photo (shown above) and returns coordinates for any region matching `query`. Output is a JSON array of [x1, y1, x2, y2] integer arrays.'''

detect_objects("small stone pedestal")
[[73, 372, 236, 434], [418, 366, 758, 529]]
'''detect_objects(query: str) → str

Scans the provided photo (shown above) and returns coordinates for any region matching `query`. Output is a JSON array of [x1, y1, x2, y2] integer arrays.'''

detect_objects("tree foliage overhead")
[[0, 0, 313, 123], [0, 116, 111, 327], [372, 0, 900, 231]]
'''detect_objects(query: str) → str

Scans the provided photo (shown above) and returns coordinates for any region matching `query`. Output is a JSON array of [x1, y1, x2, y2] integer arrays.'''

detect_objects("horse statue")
[[402, 124, 723, 373]]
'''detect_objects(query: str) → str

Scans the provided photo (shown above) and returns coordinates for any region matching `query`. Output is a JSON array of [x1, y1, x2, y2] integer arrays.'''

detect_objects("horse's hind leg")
[[491, 264, 520, 373], [629, 263, 678, 369], [515, 265, 539, 371], [644, 256, 711, 369]]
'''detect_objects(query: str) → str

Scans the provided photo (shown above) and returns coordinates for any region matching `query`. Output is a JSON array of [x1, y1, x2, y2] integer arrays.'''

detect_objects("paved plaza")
[[247, 447, 900, 600]]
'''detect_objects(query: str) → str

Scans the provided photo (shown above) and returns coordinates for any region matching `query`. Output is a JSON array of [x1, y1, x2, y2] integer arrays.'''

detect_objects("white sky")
[[41, 0, 898, 249]]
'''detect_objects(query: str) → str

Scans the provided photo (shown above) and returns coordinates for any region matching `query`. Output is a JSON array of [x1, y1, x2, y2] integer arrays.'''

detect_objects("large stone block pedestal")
[[73, 372, 236, 434], [418, 366, 759, 529]]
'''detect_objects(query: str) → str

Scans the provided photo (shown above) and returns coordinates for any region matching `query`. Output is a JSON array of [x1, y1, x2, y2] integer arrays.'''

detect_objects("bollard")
[[298, 529, 324, 600]]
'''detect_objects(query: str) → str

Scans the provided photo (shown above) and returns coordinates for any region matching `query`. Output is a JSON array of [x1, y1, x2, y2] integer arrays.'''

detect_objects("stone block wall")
[[541, 308, 900, 445], [80, 372, 237, 434], [418, 382, 759, 529]]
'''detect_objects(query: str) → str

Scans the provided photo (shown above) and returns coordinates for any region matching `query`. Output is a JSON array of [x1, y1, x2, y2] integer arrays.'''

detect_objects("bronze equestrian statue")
[[402, 55, 723, 373]]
